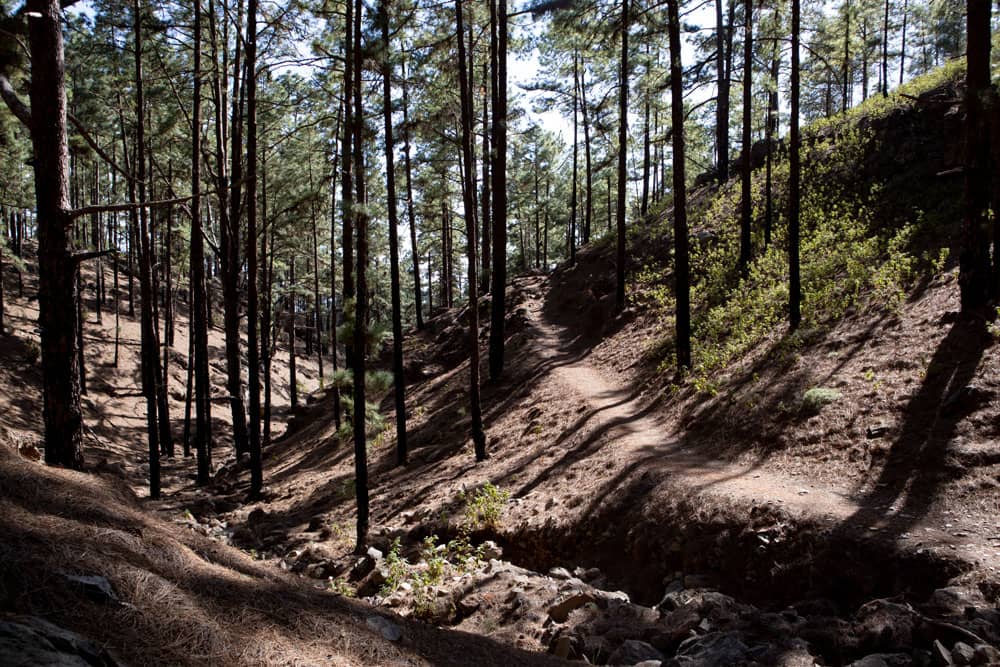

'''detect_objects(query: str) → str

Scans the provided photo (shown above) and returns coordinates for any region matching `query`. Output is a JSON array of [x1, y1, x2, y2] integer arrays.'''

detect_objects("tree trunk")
[[881, 0, 889, 97], [615, 0, 629, 312], [480, 60, 492, 294], [488, 0, 508, 380], [842, 0, 851, 113], [570, 50, 579, 265], [961, 0, 992, 311], [288, 258, 298, 410], [580, 69, 593, 244], [401, 66, 424, 328], [715, 0, 730, 183], [456, 0, 487, 462], [351, 0, 369, 552], [133, 0, 163, 493], [191, 0, 212, 484], [381, 3, 408, 467], [789, 0, 802, 329], [739, 0, 753, 277], [246, 0, 263, 497], [668, 0, 691, 369], [341, 0, 356, 368]]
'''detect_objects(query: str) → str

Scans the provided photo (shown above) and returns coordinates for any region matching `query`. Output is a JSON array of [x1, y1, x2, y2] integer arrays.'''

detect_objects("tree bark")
[[961, 0, 992, 311], [789, 0, 802, 329], [381, 2, 408, 466], [615, 0, 629, 312], [488, 0, 508, 380], [401, 65, 424, 328], [456, 0, 487, 462], [739, 0, 753, 277], [246, 0, 263, 497], [668, 0, 690, 369]]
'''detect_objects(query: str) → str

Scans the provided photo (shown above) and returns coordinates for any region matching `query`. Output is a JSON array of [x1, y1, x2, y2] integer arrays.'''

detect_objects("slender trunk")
[[480, 60, 492, 294], [615, 0, 629, 312], [580, 69, 593, 244], [899, 0, 907, 85], [842, 0, 851, 112], [221, 0, 249, 459], [263, 134, 277, 442], [739, 0, 752, 276], [133, 0, 162, 492], [76, 266, 86, 395], [715, 0, 730, 182], [456, 0, 487, 461], [309, 170, 324, 384], [400, 67, 424, 328], [789, 0, 802, 328], [341, 0, 355, 368], [765, 10, 779, 248], [288, 258, 298, 410], [191, 0, 212, 484], [881, 0, 889, 97], [570, 50, 579, 264], [246, 0, 262, 497], [668, 0, 690, 369], [488, 0, 508, 380], [182, 312, 194, 458], [961, 0, 992, 310], [351, 0, 370, 552], [381, 6, 408, 466], [641, 66, 651, 218]]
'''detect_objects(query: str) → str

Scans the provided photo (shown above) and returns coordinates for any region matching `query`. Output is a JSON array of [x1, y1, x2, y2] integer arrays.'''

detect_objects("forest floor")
[[5, 231, 1000, 665]]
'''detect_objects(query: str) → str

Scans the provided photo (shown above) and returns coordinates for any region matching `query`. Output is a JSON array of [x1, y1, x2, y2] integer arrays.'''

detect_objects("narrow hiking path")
[[516, 274, 1000, 585]]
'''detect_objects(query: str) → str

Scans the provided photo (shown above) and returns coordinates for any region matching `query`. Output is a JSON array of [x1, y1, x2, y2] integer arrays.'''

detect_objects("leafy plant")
[[801, 387, 842, 414], [460, 482, 510, 531]]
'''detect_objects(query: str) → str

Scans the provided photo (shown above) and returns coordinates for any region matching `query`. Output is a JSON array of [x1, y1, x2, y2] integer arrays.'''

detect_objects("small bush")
[[460, 482, 510, 531], [801, 387, 842, 414]]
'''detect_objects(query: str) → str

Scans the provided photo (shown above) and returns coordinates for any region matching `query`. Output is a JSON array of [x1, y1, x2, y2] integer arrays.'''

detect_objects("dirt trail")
[[521, 279, 1000, 582]]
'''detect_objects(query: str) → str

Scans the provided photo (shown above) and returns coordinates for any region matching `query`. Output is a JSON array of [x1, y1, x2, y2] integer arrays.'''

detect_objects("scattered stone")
[[866, 425, 891, 439], [355, 566, 389, 598], [854, 600, 917, 652], [61, 573, 119, 605], [575, 566, 603, 582], [607, 639, 664, 666], [456, 595, 481, 617], [548, 592, 595, 623], [933, 639, 955, 666], [366, 546, 384, 562], [848, 654, 910, 667], [0, 616, 121, 666], [552, 635, 573, 659], [549, 567, 572, 580], [972, 644, 1000, 665], [673, 631, 750, 665], [365, 615, 402, 642], [480, 540, 503, 560], [17, 441, 41, 461], [952, 642, 975, 666]]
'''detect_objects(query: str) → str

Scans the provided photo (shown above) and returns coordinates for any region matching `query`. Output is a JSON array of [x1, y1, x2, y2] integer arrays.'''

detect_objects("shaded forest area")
[[3, 0, 1000, 665]]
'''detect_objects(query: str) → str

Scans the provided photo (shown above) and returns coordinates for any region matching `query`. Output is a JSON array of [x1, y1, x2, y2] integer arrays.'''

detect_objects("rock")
[[17, 441, 41, 461], [549, 567, 572, 580], [854, 600, 917, 652], [548, 592, 595, 623], [925, 587, 984, 618], [355, 566, 389, 598], [848, 654, 911, 667], [972, 644, 1000, 665], [0, 616, 121, 666], [456, 595, 481, 617], [365, 615, 402, 642], [634, 662, 663, 667], [658, 579, 685, 610], [61, 573, 119, 605], [608, 639, 664, 666], [366, 546, 384, 562], [673, 631, 750, 665], [552, 635, 573, 659], [933, 640, 955, 666], [866, 425, 891, 439], [575, 566, 603, 582], [480, 540, 503, 560], [953, 643, 975, 666], [306, 515, 324, 531]]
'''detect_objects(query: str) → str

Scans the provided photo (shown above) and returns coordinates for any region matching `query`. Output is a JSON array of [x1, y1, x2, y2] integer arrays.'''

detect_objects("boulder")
[[672, 631, 751, 666], [607, 639, 664, 666], [365, 615, 402, 642], [0, 616, 121, 666], [548, 592, 595, 623]]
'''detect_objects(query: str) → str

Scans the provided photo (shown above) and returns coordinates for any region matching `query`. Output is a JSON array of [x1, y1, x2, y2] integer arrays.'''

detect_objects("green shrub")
[[801, 387, 842, 414]]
